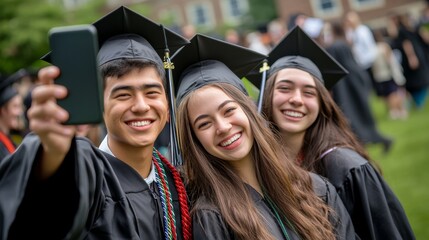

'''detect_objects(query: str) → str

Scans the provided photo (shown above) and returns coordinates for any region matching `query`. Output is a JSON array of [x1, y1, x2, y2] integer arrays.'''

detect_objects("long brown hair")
[[177, 83, 335, 240], [262, 71, 380, 175]]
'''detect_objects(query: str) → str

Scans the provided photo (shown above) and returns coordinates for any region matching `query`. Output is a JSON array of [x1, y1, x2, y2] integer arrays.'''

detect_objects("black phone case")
[[49, 25, 103, 125]]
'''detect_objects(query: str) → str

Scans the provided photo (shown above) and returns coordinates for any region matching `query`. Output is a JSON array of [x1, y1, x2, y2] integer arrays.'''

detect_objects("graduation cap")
[[247, 26, 348, 90], [0, 69, 28, 107], [171, 34, 267, 105], [42, 6, 190, 67], [246, 26, 348, 112]]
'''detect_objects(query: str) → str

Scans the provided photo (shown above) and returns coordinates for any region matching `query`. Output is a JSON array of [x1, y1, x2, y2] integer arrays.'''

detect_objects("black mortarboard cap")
[[42, 6, 190, 66], [0, 69, 27, 107], [246, 26, 348, 89], [172, 34, 267, 105]]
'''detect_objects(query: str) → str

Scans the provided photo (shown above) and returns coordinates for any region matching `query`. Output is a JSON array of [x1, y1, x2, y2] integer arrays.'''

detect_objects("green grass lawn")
[[367, 94, 429, 239]]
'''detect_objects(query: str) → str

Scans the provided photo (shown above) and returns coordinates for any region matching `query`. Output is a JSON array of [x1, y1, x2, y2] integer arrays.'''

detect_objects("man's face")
[[103, 67, 169, 150], [1, 95, 23, 131]]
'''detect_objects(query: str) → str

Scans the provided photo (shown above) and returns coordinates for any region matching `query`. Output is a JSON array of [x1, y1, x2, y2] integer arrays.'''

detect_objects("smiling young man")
[[0, 6, 191, 240]]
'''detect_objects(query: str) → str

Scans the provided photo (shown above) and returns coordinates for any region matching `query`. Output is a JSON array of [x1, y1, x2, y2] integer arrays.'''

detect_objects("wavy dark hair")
[[177, 82, 335, 240]]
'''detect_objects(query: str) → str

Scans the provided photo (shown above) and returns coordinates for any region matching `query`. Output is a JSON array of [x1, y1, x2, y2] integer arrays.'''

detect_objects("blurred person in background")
[[325, 21, 393, 153], [267, 18, 287, 46], [416, 3, 429, 55], [0, 71, 25, 161], [287, 12, 307, 31], [344, 11, 378, 91], [372, 28, 408, 120], [224, 28, 244, 46], [6, 69, 38, 144], [388, 13, 429, 109], [181, 24, 196, 40], [245, 31, 270, 55], [302, 17, 325, 44]]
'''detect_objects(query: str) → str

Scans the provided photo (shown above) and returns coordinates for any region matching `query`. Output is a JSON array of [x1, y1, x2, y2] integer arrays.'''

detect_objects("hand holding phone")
[[49, 24, 103, 125]]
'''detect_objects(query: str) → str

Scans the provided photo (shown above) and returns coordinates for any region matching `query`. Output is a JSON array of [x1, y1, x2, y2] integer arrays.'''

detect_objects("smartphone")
[[48, 24, 103, 125]]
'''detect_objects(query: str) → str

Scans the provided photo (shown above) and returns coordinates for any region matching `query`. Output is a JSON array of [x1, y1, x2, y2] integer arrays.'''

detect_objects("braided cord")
[[154, 153, 177, 226], [153, 160, 173, 239], [153, 149, 177, 240], [157, 150, 192, 240]]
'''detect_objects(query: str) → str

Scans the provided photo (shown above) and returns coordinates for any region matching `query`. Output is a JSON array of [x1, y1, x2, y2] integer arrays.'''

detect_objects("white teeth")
[[220, 133, 241, 147], [129, 120, 151, 127], [284, 111, 303, 117]]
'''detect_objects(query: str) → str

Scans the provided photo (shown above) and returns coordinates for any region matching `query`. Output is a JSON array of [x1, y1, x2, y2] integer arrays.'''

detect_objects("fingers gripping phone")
[[49, 24, 103, 125]]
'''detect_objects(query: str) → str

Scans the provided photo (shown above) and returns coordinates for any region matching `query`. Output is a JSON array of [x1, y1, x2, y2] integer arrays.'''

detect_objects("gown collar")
[[99, 135, 156, 185]]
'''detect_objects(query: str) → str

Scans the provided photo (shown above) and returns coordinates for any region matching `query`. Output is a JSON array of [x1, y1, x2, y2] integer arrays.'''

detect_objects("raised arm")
[[27, 66, 77, 179]]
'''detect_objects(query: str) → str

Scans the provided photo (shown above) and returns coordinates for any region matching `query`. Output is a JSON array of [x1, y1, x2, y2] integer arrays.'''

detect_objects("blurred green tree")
[[0, 0, 64, 73], [243, 0, 277, 30], [0, 0, 107, 74]]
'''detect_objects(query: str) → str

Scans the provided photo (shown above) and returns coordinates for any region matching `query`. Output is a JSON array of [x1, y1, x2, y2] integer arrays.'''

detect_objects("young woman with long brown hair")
[[172, 33, 355, 240], [260, 26, 415, 240]]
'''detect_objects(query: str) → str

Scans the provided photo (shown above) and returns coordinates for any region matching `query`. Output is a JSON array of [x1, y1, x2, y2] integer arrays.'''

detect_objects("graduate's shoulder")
[[322, 147, 368, 172]]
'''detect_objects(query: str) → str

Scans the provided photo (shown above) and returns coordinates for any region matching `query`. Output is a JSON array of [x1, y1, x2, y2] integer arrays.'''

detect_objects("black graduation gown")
[[192, 178, 357, 240], [0, 133, 16, 162], [192, 184, 301, 240], [0, 142, 11, 162], [310, 173, 358, 240], [326, 40, 389, 145], [0, 133, 184, 240], [321, 147, 415, 240], [391, 26, 429, 93]]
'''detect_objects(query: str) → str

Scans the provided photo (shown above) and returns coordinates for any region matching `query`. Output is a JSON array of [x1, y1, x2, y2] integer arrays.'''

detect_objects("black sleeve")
[[0, 142, 11, 161], [8, 139, 80, 239], [193, 209, 233, 240], [340, 163, 415, 240], [310, 173, 359, 240], [324, 178, 360, 240], [0, 134, 104, 240], [0, 134, 45, 239], [322, 148, 415, 240]]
